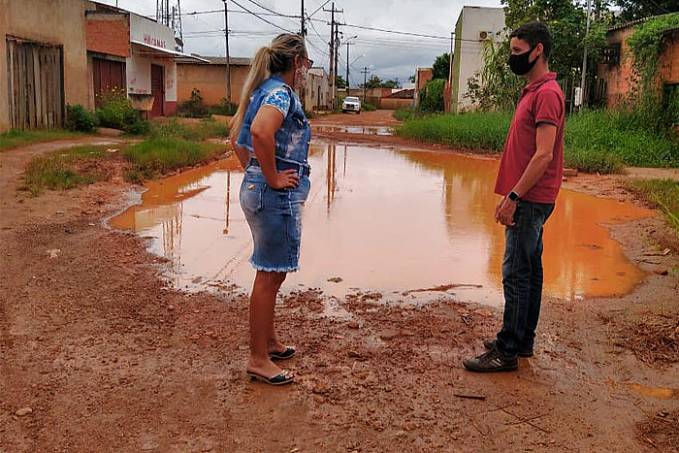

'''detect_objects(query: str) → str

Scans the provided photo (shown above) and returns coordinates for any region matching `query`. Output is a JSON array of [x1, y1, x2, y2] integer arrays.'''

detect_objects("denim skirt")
[[239, 165, 311, 273]]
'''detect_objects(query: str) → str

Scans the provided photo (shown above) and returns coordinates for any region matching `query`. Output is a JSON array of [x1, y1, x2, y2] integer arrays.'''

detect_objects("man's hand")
[[268, 169, 300, 190], [496, 197, 517, 227]]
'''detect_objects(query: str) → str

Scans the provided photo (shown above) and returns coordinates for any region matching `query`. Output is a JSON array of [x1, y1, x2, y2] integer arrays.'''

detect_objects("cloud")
[[98, 0, 503, 82]]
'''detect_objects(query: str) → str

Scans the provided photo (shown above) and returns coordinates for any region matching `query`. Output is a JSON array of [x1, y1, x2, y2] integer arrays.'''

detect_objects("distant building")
[[380, 88, 415, 110], [176, 56, 252, 106], [413, 67, 433, 107], [304, 67, 330, 111], [449, 6, 505, 113], [596, 17, 679, 108]]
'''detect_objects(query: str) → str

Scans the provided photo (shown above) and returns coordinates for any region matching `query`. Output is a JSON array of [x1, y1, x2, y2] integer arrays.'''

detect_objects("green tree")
[[432, 53, 452, 79], [381, 79, 401, 89], [364, 75, 382, 89], [336, 75, 347, 89], [616, 0, 679, 21]]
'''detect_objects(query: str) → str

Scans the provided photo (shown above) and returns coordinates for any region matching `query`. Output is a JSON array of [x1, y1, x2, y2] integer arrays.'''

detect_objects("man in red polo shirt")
[[464, 22, 565, 372]]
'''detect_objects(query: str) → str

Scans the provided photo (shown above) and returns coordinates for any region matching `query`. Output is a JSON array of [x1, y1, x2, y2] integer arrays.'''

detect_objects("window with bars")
[[602, 43, 621, 66]]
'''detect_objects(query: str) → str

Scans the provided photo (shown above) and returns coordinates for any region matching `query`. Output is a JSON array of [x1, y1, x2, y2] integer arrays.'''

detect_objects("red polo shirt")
[[494, 72, 565, 204]]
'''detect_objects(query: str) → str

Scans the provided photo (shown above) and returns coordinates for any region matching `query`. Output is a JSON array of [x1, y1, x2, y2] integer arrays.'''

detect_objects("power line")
[[181, 8, 299, 18], [309, 0, 331, 18], [244, 0, 288, 17], [230, 0, 296, 34]]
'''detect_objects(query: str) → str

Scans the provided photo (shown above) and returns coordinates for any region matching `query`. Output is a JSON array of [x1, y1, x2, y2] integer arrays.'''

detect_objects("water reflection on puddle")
[[313, 125, 394, 136], [110, 141, 652, 305]]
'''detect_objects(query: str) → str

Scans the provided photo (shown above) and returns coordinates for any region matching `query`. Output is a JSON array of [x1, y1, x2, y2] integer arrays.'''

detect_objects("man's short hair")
[[510, 22, 552, 60]]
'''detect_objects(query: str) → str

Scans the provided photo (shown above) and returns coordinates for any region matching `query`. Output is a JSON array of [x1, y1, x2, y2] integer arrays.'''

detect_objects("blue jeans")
[[240, 166, 311, 273], [496, 200, 555, 359]]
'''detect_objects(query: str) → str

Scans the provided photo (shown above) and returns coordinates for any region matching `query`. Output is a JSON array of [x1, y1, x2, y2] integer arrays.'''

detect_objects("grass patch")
[[0, 129, 82, 151], [22, 145, 112, 195], [149, 118, 228, 141], [628, 178, 679, 234], [395, 111, 510, 152], [123, 137, 224, 181], [395, 109, 679, 173]]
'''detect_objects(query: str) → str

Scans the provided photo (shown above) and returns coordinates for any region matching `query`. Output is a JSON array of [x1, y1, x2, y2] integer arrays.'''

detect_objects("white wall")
[[126, 13, 178, 102], [456, 6, 506, 111]]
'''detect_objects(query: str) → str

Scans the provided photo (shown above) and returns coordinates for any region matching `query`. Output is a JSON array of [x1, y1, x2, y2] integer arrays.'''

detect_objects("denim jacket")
[[236, 76, 311, 168]]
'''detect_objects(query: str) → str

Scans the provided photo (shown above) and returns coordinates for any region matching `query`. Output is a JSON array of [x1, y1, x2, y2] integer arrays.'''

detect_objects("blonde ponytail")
[[229, 34, 308, 140]]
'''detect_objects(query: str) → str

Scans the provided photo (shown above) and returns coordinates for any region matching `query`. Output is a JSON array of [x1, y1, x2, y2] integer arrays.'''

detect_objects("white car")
[[342, 96, 362, 114]]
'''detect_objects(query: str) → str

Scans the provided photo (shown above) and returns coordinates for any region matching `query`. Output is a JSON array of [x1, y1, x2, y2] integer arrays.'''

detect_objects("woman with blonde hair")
[[230, 33, 313, 386]]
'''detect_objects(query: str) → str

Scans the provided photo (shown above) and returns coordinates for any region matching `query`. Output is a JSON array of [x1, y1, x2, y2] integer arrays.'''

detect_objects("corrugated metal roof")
[[608, 17, 651, 32]]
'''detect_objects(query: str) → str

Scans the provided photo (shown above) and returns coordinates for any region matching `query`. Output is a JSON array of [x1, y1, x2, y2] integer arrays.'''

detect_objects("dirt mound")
[[638, 410, 679, 452]]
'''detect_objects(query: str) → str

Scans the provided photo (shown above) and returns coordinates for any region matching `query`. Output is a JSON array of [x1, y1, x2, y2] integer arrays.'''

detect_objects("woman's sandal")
[[247, 369, 295, 386], [269, 346, 296, 360]]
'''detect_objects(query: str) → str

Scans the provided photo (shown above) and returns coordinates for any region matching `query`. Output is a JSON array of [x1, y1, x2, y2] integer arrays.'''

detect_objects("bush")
[[362, 102, 377, 112], [393, 108, 419, 122], [177, 89, 209, 118], [208, 98, 238, 116], [65, 104, 98, 132], [418, 79, 446, 113], [96, 88, 149, 134]]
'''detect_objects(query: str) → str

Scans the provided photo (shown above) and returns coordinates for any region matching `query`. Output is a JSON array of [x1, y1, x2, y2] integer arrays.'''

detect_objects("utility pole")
[[300, 0, 306, 35], [361, 66, 369, 101], [345, 36, 357, 91], [177, 0, 184, 50], [223, 0, 232, 103], [579, 0, 592, 110], [324, 2, 343, 108]]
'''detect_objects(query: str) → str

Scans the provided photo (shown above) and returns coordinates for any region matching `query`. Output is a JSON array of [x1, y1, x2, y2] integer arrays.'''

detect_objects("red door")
[[93, 58, 126, 107], [150, 64, 164, 117]]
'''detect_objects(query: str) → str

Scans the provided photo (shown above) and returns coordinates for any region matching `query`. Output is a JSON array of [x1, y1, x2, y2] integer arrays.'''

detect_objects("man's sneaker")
[[463, 348, 518, 372], [483, 339, 533, 358]]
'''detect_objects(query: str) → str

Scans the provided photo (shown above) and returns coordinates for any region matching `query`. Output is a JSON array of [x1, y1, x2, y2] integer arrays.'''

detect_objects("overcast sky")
[[98, 0, 503, 85]]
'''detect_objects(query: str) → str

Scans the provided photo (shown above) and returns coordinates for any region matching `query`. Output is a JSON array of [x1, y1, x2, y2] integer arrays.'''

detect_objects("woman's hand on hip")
[[269, 169, 300, 189]]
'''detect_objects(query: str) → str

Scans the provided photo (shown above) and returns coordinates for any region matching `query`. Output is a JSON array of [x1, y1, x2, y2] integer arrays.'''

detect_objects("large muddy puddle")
[[111, 141, 653, 305]]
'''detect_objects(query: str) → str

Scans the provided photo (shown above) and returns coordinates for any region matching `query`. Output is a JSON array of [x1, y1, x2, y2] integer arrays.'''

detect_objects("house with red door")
[[85, 2, 205, 118]]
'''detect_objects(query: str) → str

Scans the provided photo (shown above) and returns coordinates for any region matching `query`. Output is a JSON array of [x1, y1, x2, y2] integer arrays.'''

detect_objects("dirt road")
[[1, 112, 678, 452]]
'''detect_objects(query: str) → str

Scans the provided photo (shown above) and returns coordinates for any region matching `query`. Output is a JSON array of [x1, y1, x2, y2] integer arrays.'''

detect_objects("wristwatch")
[[508, 191, 521, 202]]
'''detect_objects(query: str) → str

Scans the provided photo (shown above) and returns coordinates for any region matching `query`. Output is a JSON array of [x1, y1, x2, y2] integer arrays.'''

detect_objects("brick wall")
[[86, 14, 130, 58]]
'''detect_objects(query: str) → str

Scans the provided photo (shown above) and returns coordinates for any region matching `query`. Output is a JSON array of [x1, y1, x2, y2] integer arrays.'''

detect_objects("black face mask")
[[509, 47, 538, 76]]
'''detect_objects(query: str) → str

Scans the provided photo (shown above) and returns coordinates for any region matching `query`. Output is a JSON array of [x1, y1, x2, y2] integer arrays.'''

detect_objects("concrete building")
[[1, 0, 90, 131], [304, 67, 330, 111], [596, 18, 679, 107], [413, 67, 433, 107], [176, 56, 252, 106], [449, 6, 506, 113], [1, 0, 201, 131]]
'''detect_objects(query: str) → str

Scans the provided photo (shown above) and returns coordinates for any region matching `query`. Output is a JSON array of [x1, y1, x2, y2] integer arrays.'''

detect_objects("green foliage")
[[432, 53, 451, 80], [628, 178, 679, 234], [362, 102, 377, 111], [65, 104, 98, 132], [418, 79, 446, 112], [466, 40, 523, 111], [498, 0, 607, 106], [381, 79, 401, 89], [149, 118, 229, 141], [628, 13, 679, 93], [22, 145, 110, 195], [177, 88, 209, 117], [616, 0, 679, 22], [0, 129, 81, 151], [396, 111, 511, 151], [336, 75, 347, 89], [395, 109, 679, 173], [123, 138, 223, 181], [393, 108, 420, 122], [364, 75, 382, 89], [208, 98, 238, 116], [96, 88, 149, 134]]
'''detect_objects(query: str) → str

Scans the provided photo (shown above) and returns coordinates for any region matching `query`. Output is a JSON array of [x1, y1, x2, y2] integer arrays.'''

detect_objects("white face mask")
[[294, 62, 309, 90]]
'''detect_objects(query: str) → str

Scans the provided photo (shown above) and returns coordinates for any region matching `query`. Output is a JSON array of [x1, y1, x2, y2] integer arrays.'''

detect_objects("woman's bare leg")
[[247, 271, 287, 377]]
